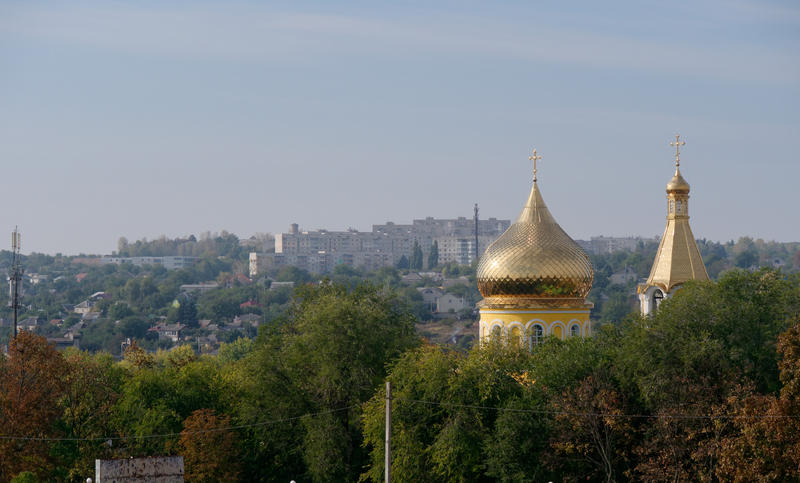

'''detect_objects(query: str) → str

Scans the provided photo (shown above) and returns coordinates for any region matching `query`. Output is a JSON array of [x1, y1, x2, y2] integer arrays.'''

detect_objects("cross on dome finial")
[[529, 148, 542, 182], [670, 134, 686, 168]]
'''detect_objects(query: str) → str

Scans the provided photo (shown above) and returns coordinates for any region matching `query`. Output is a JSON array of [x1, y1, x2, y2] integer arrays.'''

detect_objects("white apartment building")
[[257, 215, 510, 275], [100, 256, 198, 270]]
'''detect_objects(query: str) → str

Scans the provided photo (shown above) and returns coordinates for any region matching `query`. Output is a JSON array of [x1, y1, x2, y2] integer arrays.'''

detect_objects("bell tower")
[[638, 135, 709, 315]]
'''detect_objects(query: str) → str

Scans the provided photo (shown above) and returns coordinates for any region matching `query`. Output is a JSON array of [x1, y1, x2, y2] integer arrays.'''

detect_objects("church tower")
[[476, 150, 594, 348], [638, 135, 709, 315]]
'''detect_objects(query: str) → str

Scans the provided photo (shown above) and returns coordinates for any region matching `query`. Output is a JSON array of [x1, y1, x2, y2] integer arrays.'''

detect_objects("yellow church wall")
[[479, 307, 591, 346]]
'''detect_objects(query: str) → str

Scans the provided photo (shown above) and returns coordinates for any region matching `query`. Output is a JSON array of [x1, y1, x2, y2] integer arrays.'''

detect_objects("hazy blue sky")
[[1, 1, 798, 255]]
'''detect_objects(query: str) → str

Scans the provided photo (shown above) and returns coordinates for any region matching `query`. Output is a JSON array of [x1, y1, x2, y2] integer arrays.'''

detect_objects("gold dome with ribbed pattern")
[[476, 178, 593, 300]]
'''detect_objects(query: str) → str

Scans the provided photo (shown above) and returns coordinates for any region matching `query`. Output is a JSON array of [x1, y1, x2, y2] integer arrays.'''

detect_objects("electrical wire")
[[1, 394, 797, 443], [392, 397, 800, 420], [0, 404, 360, 442]]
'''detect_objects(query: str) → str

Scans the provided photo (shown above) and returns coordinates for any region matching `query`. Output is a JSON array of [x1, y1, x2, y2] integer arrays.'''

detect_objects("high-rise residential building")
[[256, 215, 510, 274]]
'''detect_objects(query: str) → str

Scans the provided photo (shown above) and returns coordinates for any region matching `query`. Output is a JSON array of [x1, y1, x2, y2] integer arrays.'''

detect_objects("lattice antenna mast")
[[9, 227, 23, 339]]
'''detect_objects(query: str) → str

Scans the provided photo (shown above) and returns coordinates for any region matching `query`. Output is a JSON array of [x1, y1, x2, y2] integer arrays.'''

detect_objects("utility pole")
[[385, 381, 391, 483], [9, 228, 23, 339], [474, 203, 479, 264]]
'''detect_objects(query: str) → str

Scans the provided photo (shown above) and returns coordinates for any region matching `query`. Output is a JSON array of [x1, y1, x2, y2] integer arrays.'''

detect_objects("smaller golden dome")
[[666, 168, 690, 192]]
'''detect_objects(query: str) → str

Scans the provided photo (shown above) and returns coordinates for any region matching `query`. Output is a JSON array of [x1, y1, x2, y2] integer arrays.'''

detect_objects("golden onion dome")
[[477, 179, 593, 299], [666, 168, 690, 192]]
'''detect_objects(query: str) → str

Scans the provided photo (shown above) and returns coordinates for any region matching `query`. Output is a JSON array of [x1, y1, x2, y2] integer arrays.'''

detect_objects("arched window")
[[491, 325, 502, 341], [570, 324, 580, 337], [528, 324, 544, 349], [653, 289, 664, 310], [509, 326, 522, 347], [669, 200, 674, 213], [676, 200, 682, 213]]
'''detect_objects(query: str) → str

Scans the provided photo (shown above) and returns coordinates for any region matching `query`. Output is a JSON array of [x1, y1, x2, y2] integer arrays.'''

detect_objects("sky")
[[0, 0, 798, 255]]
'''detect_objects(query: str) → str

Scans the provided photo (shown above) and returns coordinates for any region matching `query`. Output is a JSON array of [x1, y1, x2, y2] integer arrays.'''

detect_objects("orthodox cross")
[[529, 148, 542, 182], [670, 134, 686, 167]]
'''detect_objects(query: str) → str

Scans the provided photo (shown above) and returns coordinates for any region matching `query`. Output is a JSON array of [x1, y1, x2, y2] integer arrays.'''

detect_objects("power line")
[[1, 395, 796, 443], [393, 397, 800, 421], [0, 405, 360, 442]]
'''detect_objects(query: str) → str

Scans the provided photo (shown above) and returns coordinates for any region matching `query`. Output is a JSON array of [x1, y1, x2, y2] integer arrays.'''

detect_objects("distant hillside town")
[[249, 213, 511, 275], [246, 214, 658, 276]]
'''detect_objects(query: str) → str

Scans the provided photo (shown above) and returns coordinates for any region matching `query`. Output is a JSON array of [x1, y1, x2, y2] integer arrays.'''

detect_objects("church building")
[[637, 135, 709, 315], [476, 150, 594, 347]]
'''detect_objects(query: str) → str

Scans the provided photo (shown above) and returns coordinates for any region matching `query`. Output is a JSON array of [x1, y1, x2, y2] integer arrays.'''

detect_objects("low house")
[[221, 273, 252, 288], [196, 335, 219, 354], [234, 314, 261, 326], [73, 300, 95, 315], [64, 321, 86, 340], [419, 271, 444, 283], [48, 331, 80, 351], [20, 317, 40, 332], [120, 337, 133, 354], [27, 273, 48, 285], [269, 281, 295, 291], [82, 312, 101, 322], [442, 276, 470, 289], [401, 272, 424, 284], [417, 287, 444, 310], [435, 293, 467, 313], [180, 282, 219, 294], [609, 267, 638, 286], [149, 323, 185, 343]]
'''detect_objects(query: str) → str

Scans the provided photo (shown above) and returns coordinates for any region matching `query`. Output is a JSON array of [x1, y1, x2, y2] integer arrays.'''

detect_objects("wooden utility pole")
[[385, 381, 391, 483]]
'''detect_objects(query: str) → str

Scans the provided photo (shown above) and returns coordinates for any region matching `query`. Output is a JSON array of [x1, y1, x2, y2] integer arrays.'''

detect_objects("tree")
[[177, 296, 198, 328], [734, 249, 758, 268], [57, 350, 123, 480], [118, 316, 150, 339], [427, 241, 439, 269], [550, 370, 635, 482], [108, 301, 134, 320], [598, 289, 635, 325], [715, 323, 800, 481], [113, 352, 224, 457], [0, 332, 67, 480], [117, 236, 129, 256], [238, 282, 420, 481], [410, 241, 424, 270], [615, 269, 800, 480], [123, 340, 154, 369], [395, 255, 410, 270], [179, 409, 240, 482], [275, 266, 313, 284], [361, 340, 596, 482]]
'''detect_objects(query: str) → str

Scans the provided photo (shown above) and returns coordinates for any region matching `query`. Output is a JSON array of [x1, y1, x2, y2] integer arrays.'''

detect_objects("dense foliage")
[[0, 270, 798, 481]]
